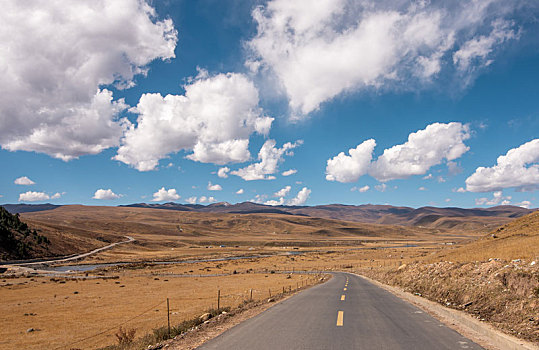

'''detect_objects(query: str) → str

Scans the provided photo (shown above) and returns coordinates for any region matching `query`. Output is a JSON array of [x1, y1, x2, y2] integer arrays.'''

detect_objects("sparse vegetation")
[[0, 206, 50, 260], [359, 210, 539, 343], [115, 327, 136, 345]]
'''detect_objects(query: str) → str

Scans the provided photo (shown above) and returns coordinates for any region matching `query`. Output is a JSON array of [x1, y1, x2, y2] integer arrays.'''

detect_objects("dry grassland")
[[2, 205, 521, 349], [1, 263, 319, 349]]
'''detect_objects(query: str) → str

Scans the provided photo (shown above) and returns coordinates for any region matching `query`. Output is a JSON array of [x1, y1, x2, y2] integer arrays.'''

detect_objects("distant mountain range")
[[122, 202, 534, 230], [4, 202, 533, 231]]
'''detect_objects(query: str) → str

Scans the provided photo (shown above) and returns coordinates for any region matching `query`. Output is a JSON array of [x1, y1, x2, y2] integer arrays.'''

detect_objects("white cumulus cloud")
[[282, 169, 297, 176], [152, 187, 180, 202], [326, 139, 376, 183], [358, 185, 370, 193], [19, 191, 50, 202], [217, 167, 230, 178], [186, 196, 197, 204], [199, 196, 217, 203], [236, 188, 244, 195], [14, 176, 35, 185], [475, 191, 512, 206], [0, 0, 177, 160], [326, 122, 470, 183], [465, 139, 539, 192], [274, 186, 291, 197], [115, 71, 273, 171], [247, 0, 521, 117], [207, 182, 222, 191], [265, 197, 284, 206], [93, 189, 121, 200], [231, 139, 302, 181], [370, 123, 470, 181], [287, 187, 311, 205]]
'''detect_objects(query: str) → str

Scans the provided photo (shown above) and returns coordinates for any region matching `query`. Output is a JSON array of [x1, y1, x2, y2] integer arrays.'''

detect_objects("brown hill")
[[433, 210, 539, 262], [14, 205, 488, 259], [120, 202, 531, 233], [0, 206, 52, 260]]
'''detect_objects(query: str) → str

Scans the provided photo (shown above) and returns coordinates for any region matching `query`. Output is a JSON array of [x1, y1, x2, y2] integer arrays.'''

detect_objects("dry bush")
[[115, 327, 136, 345]]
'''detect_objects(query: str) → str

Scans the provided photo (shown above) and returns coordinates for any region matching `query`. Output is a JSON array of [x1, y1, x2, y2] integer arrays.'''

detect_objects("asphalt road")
[[198, 272, 483, 350]]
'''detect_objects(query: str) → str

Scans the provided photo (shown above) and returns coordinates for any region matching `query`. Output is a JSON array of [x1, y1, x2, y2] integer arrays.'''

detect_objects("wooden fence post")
[[167, 298, 170, 338]]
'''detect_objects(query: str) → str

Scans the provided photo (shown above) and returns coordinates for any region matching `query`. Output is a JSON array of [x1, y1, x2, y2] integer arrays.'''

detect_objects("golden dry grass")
[[432, 210, 539, 263], [0, 261, 319, 350]]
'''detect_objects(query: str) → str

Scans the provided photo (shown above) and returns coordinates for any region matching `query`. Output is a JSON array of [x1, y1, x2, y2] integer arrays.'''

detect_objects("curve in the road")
[[198, 272, 483, 350], [5, 235, 136, 267]]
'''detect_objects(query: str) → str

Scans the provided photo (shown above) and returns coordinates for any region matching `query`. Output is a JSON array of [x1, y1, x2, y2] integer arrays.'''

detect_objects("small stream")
[[28, 243, 418, 273]]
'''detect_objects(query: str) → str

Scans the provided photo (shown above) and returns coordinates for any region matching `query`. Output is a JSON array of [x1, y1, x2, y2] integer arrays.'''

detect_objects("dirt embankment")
[[360, 259, 539, 343]]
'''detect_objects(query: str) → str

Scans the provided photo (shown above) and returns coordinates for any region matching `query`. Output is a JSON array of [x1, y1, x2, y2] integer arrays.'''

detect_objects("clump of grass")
[[115, 327, 136, 345], [101, 307, 231, 350]]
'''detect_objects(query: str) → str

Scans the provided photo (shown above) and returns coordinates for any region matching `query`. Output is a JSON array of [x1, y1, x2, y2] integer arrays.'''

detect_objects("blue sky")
[[1, 0, 538, 208]]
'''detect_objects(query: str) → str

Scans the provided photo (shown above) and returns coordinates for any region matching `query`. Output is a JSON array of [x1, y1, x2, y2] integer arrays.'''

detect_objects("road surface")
[[1, 235, 135, 267], [198, 272, 482, 350]]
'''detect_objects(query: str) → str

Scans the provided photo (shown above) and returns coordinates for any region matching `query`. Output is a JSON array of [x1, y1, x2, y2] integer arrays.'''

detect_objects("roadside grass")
[[101, 307, 231, 350]]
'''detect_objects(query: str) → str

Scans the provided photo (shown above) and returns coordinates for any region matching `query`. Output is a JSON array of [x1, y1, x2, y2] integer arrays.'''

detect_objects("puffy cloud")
[[236, 188, 244, 194], [287, 187, 311, 206], [207, 182, 222, 191], [217, 167, 230, 178], [0, 0, 177, 160], [351, 185, 370, 193], [326, 139, 376, 183], [14, 176, 35, 185], [516, 200, 531, 209], [265, 197, 284, 206], [19, 191, 50, 202], [51, 192, 63, 199], [231, 139, 302, 181], [358, 185, 370, 193], [465, 139, 539, 192], [418, 187, 427, 191], [93, 189, 121, 200], [186, 197, 197, 204], [252, 194, 268, 203], [453, 187, 467, 193], [370, 123, 470, 181], [453, 20, 517, 73], [274, 186, 292, 197], [115, 72, 273, 171], [199, 196, 216, 203], [475, 191, 512, 206], [152, 187, 180, 202], [423, 174, 433, 180], [282, 169, 297, 176], [247, 0, 521, 117], [326, 122, 470, 183]]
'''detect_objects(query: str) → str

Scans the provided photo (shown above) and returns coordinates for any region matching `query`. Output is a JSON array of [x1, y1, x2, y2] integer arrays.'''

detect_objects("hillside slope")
[[434, 210, 539, 262], [0, 206, 51, 260]]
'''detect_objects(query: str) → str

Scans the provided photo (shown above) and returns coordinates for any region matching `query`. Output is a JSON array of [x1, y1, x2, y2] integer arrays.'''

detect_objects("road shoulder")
[[354, 273, 538, 350]]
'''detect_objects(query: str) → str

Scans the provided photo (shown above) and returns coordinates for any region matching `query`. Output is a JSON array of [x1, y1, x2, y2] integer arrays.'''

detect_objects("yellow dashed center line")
[[336, 311, 344, 326], [343, 287, 347, 291], [341, 294, 345, 301]]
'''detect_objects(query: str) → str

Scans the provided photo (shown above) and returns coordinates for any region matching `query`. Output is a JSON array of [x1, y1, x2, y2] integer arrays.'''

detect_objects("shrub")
[[115, 327, 136, 345]]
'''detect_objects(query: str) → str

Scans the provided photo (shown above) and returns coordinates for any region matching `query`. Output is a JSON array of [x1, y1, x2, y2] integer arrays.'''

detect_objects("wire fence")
[[50, 271, 326, 350]]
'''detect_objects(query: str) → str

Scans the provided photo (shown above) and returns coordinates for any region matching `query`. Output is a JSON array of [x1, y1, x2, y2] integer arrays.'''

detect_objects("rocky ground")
[[359, 259, 539, 343]]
